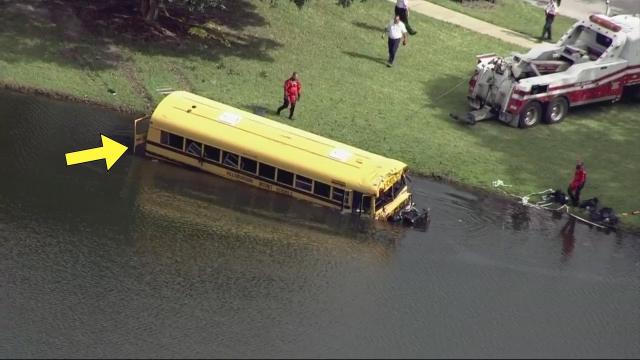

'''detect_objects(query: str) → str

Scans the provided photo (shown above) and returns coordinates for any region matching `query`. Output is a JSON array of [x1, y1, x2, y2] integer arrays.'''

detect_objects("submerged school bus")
[[133, 91, 417, 221]]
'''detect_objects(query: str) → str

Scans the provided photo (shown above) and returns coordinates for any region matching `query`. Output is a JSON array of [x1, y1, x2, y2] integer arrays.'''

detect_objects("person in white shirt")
[[382, 15, 408, 67], [541, 0, 558, 40], [394, 0, 417, 35]]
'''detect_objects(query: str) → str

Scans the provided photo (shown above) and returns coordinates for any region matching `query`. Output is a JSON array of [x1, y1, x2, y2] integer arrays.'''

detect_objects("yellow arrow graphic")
[[65, 134, 128, 171]]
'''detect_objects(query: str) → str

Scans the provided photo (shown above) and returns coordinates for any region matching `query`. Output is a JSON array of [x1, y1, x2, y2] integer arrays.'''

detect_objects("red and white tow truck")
[[453, 13, 640, 128]]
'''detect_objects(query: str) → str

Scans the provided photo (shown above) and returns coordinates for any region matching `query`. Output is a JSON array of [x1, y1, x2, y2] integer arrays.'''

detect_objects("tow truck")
[[452, 13, 640, 128]]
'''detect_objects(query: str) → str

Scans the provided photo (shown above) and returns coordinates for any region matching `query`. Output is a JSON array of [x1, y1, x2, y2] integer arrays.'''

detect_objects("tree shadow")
[[343, 50, 387, 65], [352, 21, 382, 32], [0, 0, 282, 72]]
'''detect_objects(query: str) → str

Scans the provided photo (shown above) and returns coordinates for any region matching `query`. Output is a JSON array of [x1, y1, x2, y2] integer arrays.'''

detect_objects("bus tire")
[[544, 97, 568, 124], [518, 101, 542, 128]]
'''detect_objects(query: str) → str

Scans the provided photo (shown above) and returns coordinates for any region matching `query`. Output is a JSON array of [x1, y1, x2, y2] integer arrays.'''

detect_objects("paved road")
[[527, 0, 640, 20]]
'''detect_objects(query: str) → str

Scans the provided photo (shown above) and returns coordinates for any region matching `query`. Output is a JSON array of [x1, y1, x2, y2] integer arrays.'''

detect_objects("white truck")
[[454, 13, 640, 128]]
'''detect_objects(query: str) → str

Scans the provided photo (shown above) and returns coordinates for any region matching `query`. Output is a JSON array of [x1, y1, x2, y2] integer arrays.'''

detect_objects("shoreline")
[[0, 81, 147, 116], [2, 84, 637, 234]]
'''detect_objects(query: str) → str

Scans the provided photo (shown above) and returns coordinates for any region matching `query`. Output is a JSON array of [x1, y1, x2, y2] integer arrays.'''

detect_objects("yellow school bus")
[[133, 91, 413, 220]]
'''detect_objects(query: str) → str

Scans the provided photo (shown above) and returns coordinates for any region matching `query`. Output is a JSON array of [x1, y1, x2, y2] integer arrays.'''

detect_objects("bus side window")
[[222, 151, 239, 168], [161, 131, 184, 150], [258, 163, 276, 180], [314, 181, 331, 198], [204, 145, 220, 162], [332, 187, 345, 203], [295, 175, 313, 192], [185, 139, 202, 157], [276, 169, 294, 186], [240, 157, 257, 174]]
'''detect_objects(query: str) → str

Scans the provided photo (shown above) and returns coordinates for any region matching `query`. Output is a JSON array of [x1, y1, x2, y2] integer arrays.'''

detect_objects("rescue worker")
[[567, 161, 587, 207], [541, 0, 558, 41], [276, 72, 302, 120], [394, 0, 417, 35], [382, 15, 408, 67]]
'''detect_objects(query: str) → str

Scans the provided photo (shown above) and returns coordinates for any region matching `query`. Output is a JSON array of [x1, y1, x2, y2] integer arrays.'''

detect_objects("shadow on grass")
[[343, 51, 388, 65], [243, 104, 275, 117], [352, 21, 383, 32], [0, 0, 282, 72]]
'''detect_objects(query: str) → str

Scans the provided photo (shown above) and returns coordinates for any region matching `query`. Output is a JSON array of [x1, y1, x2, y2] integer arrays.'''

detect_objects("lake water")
[[1, 89, 639, 358]]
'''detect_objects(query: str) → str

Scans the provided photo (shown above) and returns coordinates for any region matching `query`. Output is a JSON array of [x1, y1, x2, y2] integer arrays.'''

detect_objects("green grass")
[[427, 0, 577, 40], [1, 0, 639, 228]]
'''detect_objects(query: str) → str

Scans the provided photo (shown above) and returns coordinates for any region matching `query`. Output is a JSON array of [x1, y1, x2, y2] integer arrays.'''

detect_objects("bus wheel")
[[518, 101, 541, 128], [544, 97, 568, 124]]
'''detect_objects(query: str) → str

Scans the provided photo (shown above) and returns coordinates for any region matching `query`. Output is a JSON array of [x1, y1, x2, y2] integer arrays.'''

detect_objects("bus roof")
[[150, 91, 408, 194]]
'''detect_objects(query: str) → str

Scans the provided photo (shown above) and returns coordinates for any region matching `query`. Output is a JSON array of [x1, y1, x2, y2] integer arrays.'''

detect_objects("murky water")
[[1, 90, 639, 358]]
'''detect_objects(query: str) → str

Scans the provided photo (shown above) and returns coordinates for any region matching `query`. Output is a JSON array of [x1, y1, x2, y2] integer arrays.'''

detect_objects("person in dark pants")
[[567, 161, 587, 206], [541, 0, 558, 41], [382, 15, 408, 67], [276, 72, 302, 119], [394, 0, 417, 35]]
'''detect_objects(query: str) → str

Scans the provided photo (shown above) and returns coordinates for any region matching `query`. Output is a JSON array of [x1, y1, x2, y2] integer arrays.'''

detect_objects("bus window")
[[362, 195, 372, 214], [222, 151, 239, 168], [352, 191, 363, 213], [161, 131, 184, 150], [240, 157, 257, 174], [332, 188, 345, 203], [295, 175, 313, 192], [277, 169, 294, 186], [204, 145, 220, 162], [314, 181, 331, 198], [185, 139, 202, 156], [258, 163, 276, 180]]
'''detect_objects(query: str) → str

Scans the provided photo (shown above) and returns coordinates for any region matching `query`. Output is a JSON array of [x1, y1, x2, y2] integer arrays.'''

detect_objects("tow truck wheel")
[[544, 97, 568, 124], [518, 101, 542, 128]]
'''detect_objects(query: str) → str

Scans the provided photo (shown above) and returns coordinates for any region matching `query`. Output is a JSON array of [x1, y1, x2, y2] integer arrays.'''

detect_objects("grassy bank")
[[1, 0, 638, 228], [427, 0, 576, 40]]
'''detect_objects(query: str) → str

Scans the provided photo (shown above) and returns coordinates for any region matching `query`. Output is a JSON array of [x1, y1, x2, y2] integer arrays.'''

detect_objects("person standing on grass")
[[382, 15, 408, 67], [541, 0, 558, 41], [395, 0, 417, 35], [276, 72, 302, 120], [567, 160, 587, 207]]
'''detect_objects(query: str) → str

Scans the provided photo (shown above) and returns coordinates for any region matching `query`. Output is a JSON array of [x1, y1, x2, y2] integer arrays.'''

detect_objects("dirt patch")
[[121, 62, 155, 111]]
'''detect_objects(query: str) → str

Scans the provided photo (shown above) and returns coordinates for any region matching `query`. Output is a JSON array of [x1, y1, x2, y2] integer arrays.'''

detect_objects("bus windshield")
[[375, 175, 407, 210]]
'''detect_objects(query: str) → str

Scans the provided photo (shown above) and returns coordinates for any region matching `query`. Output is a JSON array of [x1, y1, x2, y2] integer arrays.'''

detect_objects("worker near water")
[[567, 161, 586, 207], [276, 72, 302, 120], [541, 0, 558, 41], [382, 15, 408, 67], [394, 0, 417, 35]]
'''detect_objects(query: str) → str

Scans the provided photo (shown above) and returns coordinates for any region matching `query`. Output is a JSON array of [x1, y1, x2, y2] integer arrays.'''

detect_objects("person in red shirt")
[[276, 72, 302, 120], [567, 161, 586, 206]]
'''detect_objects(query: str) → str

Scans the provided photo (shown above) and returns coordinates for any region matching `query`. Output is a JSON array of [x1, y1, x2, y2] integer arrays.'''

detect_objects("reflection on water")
[[1, 90, 639, 358]]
